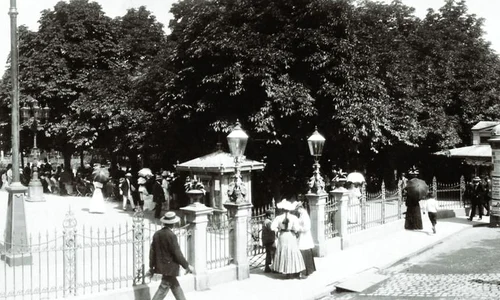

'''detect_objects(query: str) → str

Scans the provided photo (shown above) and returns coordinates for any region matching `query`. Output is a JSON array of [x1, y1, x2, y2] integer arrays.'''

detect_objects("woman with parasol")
[[89, 165, 109, 214], [404, 168, 427, 230]]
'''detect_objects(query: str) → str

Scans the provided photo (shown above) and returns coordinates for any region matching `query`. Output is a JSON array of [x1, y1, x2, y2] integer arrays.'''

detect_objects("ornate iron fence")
[[347, 181, 404, 234], [0, 210, 191, 300], [206, 210, 233, 270], [432, 176, 466, 209], [247, 203, 274, 269], [324, 194, 339, 239]]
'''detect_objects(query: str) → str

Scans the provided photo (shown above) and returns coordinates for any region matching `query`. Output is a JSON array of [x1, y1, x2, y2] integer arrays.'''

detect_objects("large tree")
[[14, 0, 119, 168], [69, 6, 168, 168]]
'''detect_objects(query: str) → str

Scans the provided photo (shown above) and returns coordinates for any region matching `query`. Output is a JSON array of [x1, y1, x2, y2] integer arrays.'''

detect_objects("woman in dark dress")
[[404, 194, 423, 230], [404, 170, 424, 230]]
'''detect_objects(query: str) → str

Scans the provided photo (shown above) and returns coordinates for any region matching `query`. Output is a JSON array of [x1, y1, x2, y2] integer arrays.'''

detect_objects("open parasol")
[[92, 167, 110, 184], [138, 168, 153, 178], [346, 172, 365, 184], [405, 178, 429, 201]]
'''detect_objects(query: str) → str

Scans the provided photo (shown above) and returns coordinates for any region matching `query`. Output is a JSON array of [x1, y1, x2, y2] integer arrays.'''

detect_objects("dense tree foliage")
[[0, 0, 499, 198]]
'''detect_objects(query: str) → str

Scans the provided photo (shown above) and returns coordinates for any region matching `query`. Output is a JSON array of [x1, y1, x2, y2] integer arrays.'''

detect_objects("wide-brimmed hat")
[[161, 171, 168, 177], [276, 199, 295, 211], [160, 211, 180, 224], [472, 176, 481, 182], [155, 174, 162, 180], [292, 201, 304, 210], [125, 172, 132, 177]]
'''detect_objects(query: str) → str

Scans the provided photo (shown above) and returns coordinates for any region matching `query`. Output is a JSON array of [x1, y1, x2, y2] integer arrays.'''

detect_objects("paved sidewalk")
[[177, 216, 487, 300]]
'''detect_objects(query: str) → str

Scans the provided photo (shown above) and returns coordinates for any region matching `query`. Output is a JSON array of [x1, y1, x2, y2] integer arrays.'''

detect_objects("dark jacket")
[[470, 182, 484, 204], [149, 227, 189, 276], [120, 178, 132, 195], [152, 181, 165, 204], [262, 218, 276, 245]]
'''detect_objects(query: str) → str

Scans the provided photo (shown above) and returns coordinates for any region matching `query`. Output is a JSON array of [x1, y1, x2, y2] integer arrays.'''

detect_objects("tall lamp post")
[[227, 120, 249, 204], [307, 126, 326, 194], [1, 0, 32, 266], [21, 97, 49, 202]]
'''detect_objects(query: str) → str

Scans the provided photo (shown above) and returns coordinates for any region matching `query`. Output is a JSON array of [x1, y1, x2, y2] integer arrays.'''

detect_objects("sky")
[[0, 0, 499, 69]]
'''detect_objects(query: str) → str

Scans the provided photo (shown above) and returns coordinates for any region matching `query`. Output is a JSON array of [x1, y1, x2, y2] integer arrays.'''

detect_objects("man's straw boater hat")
[[160, 211, 180, 224]]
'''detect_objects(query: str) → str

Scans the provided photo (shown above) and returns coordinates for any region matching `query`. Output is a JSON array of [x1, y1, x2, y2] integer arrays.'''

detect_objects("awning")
[[433, 144, 491, 166], [434, 144, 491, 158], [176, 150, 266, 174]]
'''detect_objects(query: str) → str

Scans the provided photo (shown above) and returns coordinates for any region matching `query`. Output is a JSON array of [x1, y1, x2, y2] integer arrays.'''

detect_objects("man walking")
[[119, 173, 135, 211], [148, 211, 194, 300], [469, 176, 484, 221]]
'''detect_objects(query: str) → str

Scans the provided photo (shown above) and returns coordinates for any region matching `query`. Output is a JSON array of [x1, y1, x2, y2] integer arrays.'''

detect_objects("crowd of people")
[[0, 159, 187, 217], [262, 199, 316, 279]]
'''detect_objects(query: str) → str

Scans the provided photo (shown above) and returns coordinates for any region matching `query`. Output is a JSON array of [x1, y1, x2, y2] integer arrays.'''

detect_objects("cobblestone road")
[[325, 227, 500, 300]]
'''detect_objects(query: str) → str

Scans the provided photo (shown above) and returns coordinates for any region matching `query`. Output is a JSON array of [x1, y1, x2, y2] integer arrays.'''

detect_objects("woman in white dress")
[[271, 199, 305, 278], [89, 181, 106, 214], [295, 202, 316, 278], [138, 176, 155, 211]]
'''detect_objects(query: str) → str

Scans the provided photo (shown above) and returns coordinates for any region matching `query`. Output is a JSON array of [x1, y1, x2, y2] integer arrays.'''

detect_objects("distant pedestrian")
[[423, 192, 439, 234], [148, 211, 194, 300], [119, 173, 136, 211], [271, 199, 305, 279], [152, 174, 166, 219], [294, 201, 316, 278], [262, 209, 276, 273], [468, 176, 484, 221], [482, 176, 491, 216]]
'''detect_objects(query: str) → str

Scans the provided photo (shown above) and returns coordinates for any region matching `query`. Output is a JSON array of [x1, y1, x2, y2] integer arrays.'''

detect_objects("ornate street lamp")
[[307, 126, 326, 194], [227, 120, 249, 204], [21, 97, 50, 203], [2, 0, 32, 266], [21, 97, 50, 159]]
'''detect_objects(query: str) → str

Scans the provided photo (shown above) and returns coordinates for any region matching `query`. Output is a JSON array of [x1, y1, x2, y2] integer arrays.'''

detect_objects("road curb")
[[310, 223, 474, 300]]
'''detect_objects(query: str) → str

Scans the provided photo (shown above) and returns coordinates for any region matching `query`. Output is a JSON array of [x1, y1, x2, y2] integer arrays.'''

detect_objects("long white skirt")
[[89, 184, 106, 214], [142, 194, 155, 211], [272, 231, 305, 274]]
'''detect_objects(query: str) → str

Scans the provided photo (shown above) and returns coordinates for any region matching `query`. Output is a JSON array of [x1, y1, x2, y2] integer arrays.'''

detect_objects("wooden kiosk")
[[175, 148, 265, 211]]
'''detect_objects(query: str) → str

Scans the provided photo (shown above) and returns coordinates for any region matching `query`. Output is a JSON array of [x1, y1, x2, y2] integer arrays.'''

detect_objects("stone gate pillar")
[[224, 202, 252, 280]]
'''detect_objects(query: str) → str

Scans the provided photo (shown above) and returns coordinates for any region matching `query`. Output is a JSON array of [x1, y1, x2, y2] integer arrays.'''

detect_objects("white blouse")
[[297, 210, 315, 250]]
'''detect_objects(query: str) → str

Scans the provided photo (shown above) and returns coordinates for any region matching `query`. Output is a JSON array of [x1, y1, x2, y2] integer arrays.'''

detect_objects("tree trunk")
[[63, 149, 73, 172]]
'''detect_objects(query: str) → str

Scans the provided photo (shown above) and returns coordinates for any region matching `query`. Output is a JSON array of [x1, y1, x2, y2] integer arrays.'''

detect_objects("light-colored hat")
[[276, 199, 295, 211], [125, 172, 132, 177], [472, 176, 481, 182], [160, 211, 180, 224], [138, 177, 147, 185], [155, 174, 162, 180], [161, 171, 168, 177], [292, 201, 304, 210]]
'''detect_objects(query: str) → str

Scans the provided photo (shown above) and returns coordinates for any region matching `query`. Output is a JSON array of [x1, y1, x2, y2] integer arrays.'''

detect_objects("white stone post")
[[181, 203, 213, 290], [306, 192, 328, 257], [224, 202, 252, 280]]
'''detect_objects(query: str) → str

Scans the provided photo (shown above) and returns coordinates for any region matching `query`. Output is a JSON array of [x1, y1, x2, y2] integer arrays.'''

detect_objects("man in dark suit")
[[469, 176, 484, 221], [148, 212, 194, 300], [119, 173, 135, 211], [152, 174, 166, 219]]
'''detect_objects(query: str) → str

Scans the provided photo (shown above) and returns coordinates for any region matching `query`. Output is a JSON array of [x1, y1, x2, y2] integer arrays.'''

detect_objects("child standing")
[[262, 209, 276, 273], [423, 192, 439, 234]]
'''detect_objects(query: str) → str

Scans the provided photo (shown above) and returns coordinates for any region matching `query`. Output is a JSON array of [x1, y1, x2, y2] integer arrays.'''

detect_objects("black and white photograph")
[[1, 0, 500, 299]]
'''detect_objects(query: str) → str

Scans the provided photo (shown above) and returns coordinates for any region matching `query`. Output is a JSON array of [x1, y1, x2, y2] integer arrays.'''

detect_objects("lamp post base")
[[26, 178, 45, 202], [2, 182, 32, 266]]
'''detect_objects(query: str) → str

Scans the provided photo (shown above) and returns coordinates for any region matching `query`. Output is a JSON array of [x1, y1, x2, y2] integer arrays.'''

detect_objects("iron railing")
[[0, 210, 191, 300], [206, 210, 232, 270]]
